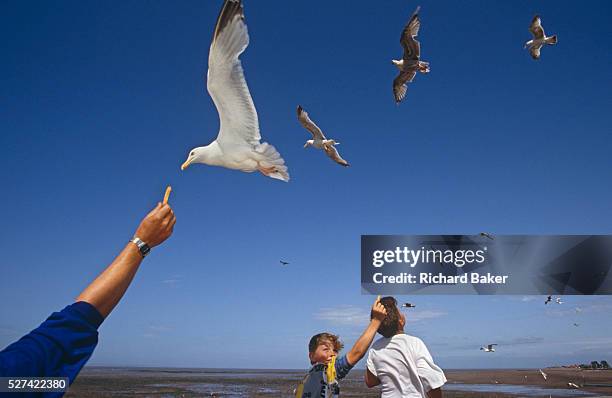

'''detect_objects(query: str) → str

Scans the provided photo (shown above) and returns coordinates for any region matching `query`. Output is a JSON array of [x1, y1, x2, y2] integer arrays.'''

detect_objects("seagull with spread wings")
[[297, 105, 349, 167], [480, 344, 497, 352], [480, 232, 494, 240], [525, 15, 557, 60], [392, 6, 430, 103], [180, 0, 289, 182]]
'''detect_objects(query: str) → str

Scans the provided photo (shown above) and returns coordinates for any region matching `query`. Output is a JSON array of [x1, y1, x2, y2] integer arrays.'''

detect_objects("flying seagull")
[[392, 6, 430, 103], [573, 323, 580, 327], [480, 232, 494, 240], [180, 0, 289, 182], [280, 260, 289, 266], [545, 295, 552, 305], [297, 105, 349, 167], [480, 344, 497, 352], [567, 382, 580, 389], [525, 15, 557, 60], [539, 369, 547, 380], [555, 297, 563, 304], [402, 303, 416, 308]]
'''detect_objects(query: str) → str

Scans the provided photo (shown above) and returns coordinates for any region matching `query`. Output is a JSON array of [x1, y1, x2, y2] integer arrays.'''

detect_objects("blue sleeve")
[[0, 302, 103, 387], [335, 354, 354, 380]]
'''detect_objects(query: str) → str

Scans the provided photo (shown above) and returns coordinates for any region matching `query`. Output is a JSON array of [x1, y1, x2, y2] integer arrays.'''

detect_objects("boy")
[[296, 296, 387, 397], [365, 296, 446, 398]]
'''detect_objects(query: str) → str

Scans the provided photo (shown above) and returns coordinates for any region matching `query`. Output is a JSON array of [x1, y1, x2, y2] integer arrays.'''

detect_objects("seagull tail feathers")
[[256, 142, 290, 182], [546, 35, 557, 45]]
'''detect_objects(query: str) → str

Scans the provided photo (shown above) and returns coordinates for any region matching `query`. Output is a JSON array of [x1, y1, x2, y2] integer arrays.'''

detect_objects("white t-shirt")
[[366, 334, 446, 398]]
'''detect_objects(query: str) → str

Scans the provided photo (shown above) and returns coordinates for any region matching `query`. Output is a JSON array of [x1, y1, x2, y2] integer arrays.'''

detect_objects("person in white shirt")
[[365, 296, 446, 398]]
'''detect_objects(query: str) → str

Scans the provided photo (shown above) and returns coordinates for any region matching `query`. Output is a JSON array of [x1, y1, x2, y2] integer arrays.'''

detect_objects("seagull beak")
[[181, 158, 192, 171]]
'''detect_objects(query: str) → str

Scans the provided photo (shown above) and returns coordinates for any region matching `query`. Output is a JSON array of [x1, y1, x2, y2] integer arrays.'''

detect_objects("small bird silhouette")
[[479, 232, 494, 240]]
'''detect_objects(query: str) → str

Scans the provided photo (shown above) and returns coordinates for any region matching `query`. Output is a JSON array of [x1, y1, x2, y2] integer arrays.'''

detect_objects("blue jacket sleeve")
[[0, 301, 103, 387], [334, 354, 354, 381]]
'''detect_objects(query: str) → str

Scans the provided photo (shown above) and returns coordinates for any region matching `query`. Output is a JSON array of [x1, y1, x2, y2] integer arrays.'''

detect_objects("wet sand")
[[65, 367, 612, 397], [445, 368, 612, 397]]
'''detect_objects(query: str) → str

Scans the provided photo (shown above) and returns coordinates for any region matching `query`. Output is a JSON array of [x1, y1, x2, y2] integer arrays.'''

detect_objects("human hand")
[[371, 296, 387, 323], [134, 203, 176, 248]]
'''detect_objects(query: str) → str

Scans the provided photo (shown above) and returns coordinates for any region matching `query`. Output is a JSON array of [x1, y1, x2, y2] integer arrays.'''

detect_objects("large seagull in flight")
[[392, 6, 430, 103], [297, 106, 349, 167], [181, 0, 289, 182], [525, 15, 557, 60]]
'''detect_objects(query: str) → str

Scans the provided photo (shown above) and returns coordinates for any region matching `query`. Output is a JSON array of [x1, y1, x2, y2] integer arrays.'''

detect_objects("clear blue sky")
[[1, 0, 611, 369]]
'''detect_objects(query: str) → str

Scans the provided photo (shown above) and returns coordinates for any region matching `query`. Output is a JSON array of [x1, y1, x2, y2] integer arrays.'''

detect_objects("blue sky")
[[1, 0, 611, 369]]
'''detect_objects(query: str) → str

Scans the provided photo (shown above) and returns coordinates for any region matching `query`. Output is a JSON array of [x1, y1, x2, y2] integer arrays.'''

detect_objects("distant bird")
[[180, 0, 289, 182], [545, 295, 552, 305], [280, 260, 289, 266], [567, 382, 580, 389], [555, 297, 563, 304], [480, 344, 497, 352], [480, 232, 494, 240], [402, 303, 416, 308], [575, 307, 582, 313], [573, 323, 580, 327], [539, 369, 547, 380], [297, 105, 349, 167], [392, 6, 430, 103], [525, 15, 557, 60]]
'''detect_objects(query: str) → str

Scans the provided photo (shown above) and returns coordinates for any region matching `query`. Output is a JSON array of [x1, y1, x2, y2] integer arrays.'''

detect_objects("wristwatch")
[[130, 236, 151, 258]]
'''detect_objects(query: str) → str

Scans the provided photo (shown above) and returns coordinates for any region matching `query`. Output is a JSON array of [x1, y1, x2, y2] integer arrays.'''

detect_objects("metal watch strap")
[[130, 237, 151, 258]]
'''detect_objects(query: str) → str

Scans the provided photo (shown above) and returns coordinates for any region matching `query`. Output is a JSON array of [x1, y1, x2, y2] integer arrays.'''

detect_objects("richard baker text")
[[372, 272, 509, 284]]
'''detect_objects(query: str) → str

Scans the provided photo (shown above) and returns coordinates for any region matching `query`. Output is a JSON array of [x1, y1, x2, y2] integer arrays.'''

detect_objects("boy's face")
[[309, 340, 337, 365]]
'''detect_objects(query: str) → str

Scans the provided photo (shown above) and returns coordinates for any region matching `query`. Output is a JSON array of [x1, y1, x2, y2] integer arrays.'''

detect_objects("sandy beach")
[[64, 367, 612, 397]]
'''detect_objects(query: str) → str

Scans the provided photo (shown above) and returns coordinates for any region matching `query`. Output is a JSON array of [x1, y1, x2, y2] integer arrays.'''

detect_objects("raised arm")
[[0, 202, 176, 381], [76, 202, 175, 317], [346, 297, 387, 366]]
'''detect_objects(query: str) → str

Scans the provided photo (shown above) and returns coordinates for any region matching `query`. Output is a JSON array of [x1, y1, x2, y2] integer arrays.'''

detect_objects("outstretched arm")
[[0, 202, 176, 381], [76, 203, 176, 317], [346, 297, 387, 366]]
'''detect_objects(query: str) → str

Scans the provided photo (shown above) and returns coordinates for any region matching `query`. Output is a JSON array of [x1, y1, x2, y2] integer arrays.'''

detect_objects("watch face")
[[141, 245, 151, 255]]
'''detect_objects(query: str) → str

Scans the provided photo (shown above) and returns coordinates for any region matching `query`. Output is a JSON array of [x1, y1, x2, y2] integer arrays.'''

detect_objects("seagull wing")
[[297, 105, 326, 141], [529, 15, 545, 40], [324, 144, 349, 167], [393, 70, 417, 103], [401, 7, 421, 61], [208, 0, 260, 147]]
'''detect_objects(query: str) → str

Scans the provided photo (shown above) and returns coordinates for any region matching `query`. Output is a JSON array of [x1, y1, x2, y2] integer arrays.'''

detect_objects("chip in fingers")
[[163, 186, 172, 205]]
